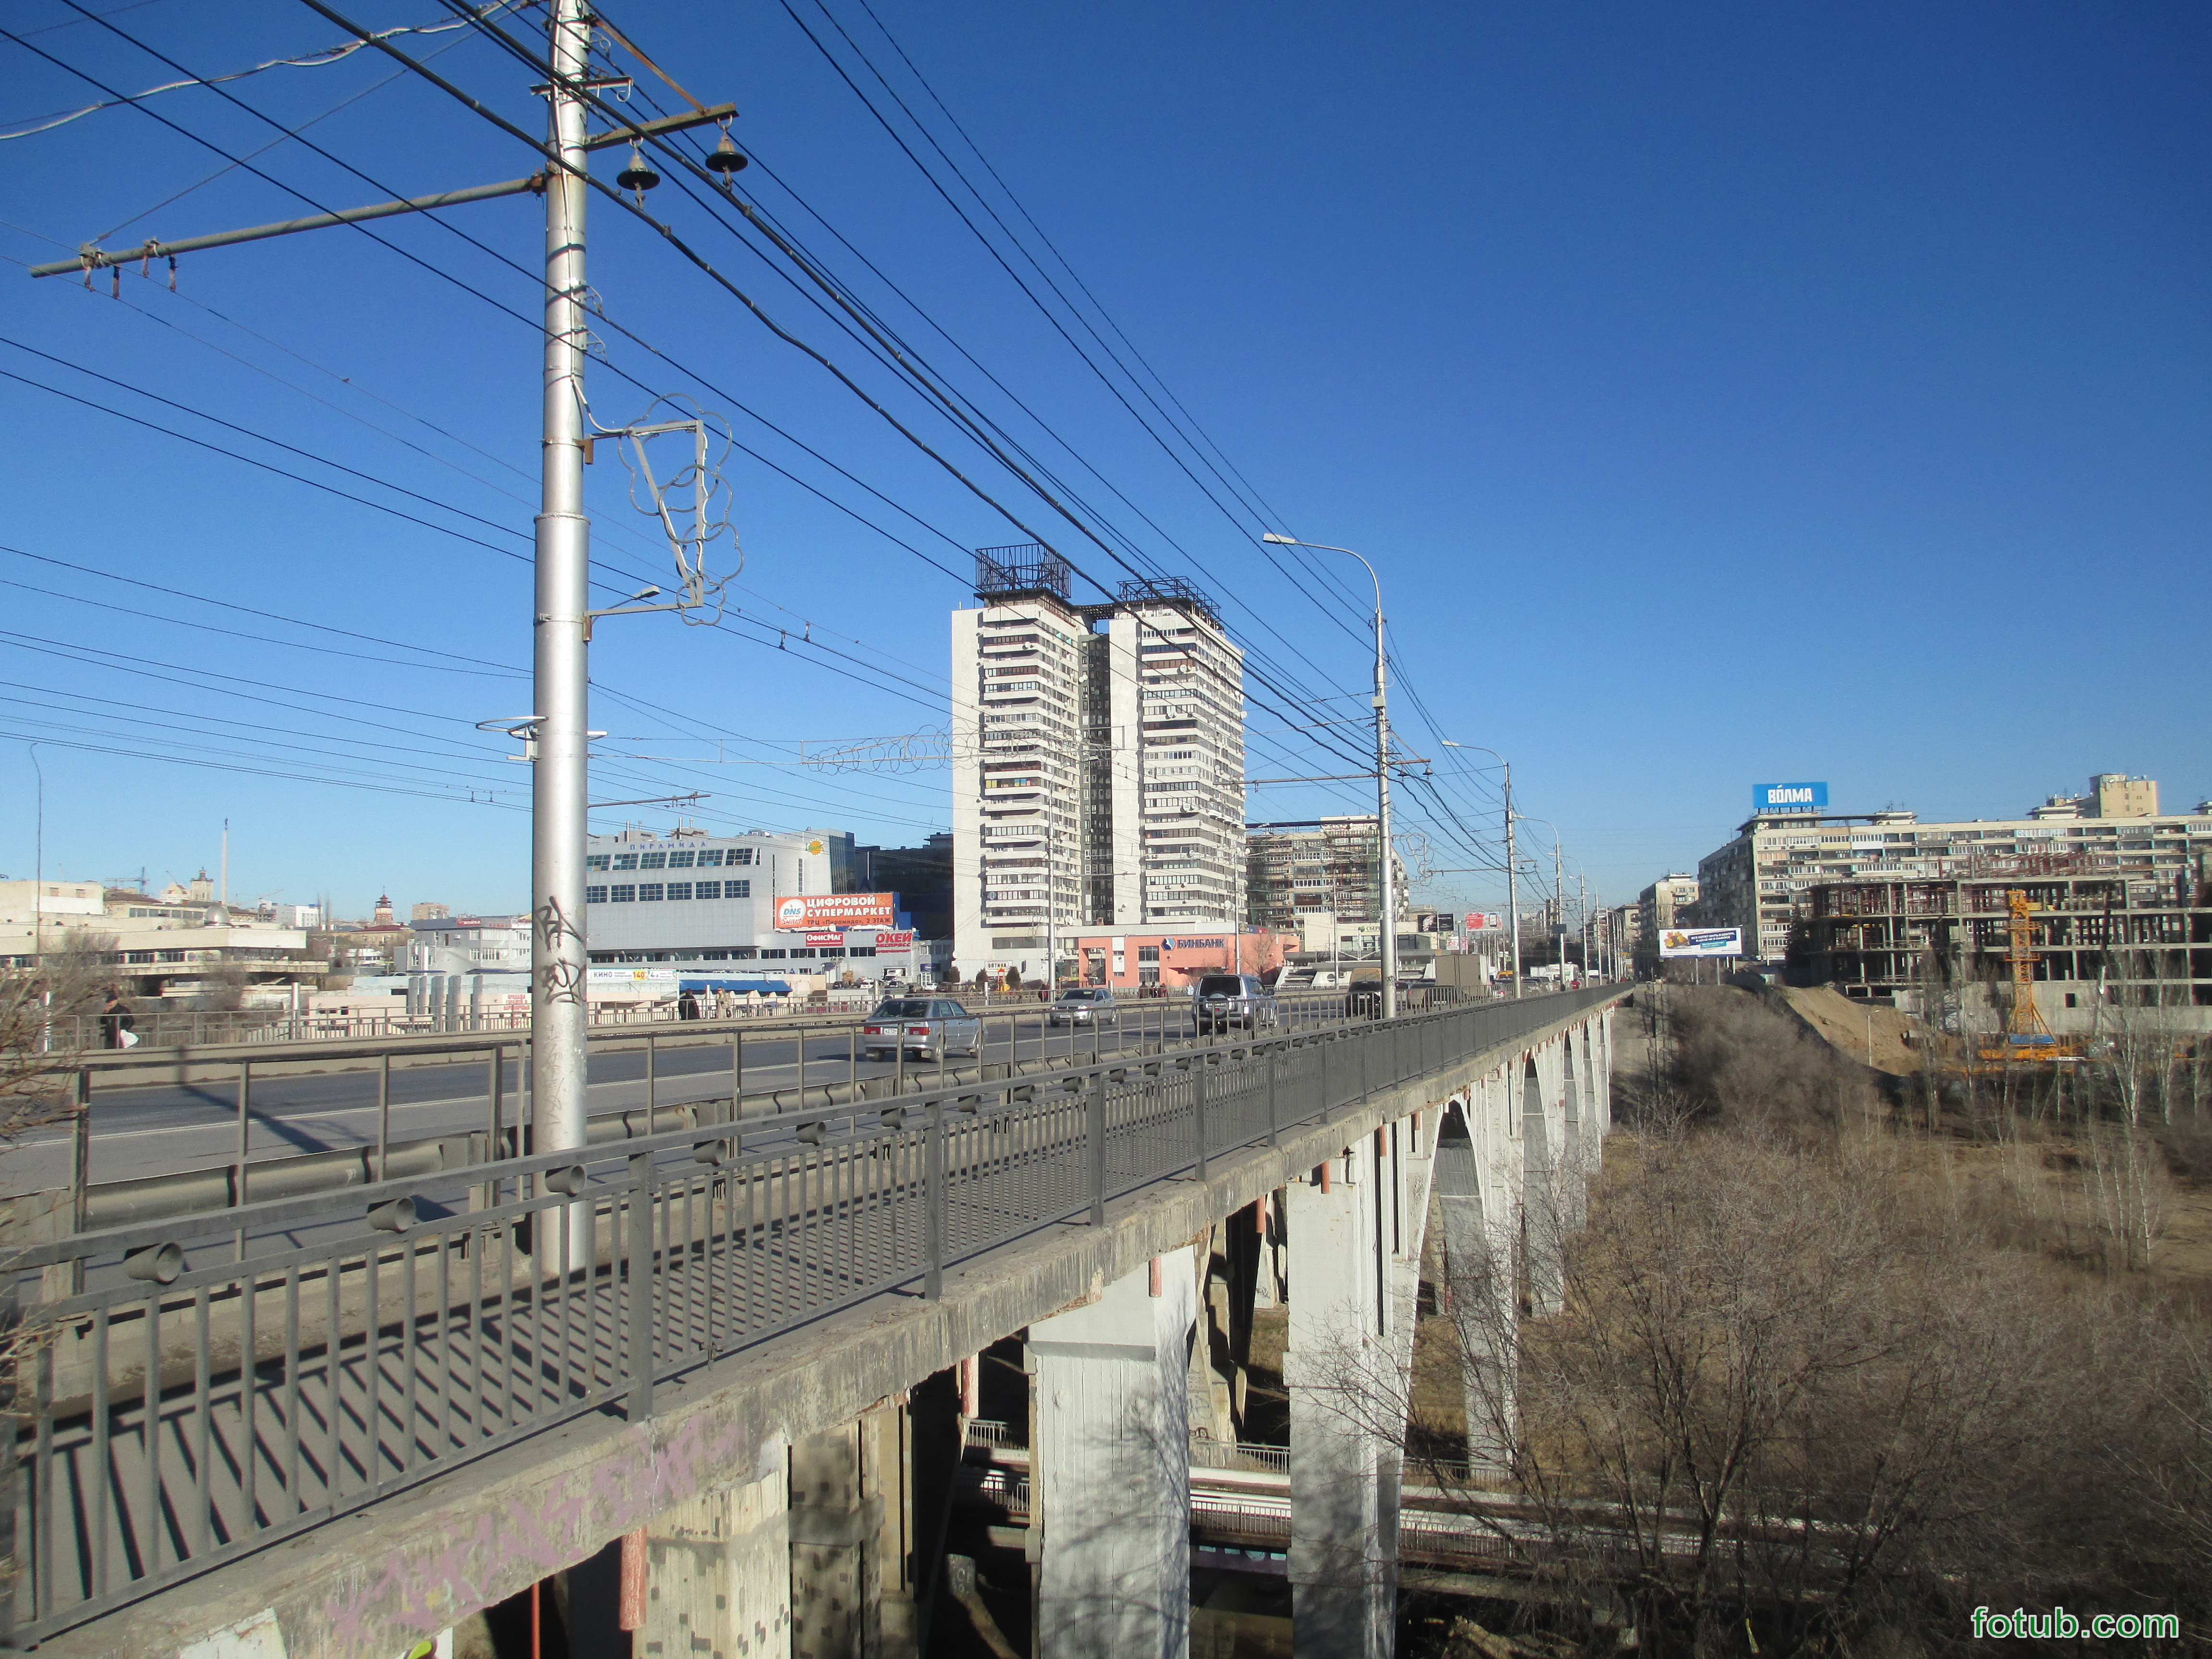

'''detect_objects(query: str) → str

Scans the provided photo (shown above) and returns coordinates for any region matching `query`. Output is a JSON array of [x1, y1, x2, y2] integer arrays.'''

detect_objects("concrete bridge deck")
[[8, 986, 1624, 1659]]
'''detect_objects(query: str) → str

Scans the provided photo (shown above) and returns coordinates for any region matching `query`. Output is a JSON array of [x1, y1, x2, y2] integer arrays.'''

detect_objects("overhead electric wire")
[[0, 726, 528, 806], [0, 574, 524, 676], [0, 541, 520, 673], [9, 8, 978, 597], [299, 14, 1378, 779], [728, 0, 1392, 666], [0, 698, 521, 793], [0, 363, 532, 563], [32, 8, 1395, 818], [2, 1, 507, 140], [54, 0, 1361, 761]]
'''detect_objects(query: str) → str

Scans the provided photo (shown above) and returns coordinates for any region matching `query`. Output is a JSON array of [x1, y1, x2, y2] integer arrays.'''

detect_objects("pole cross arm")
[[27, 175, 554, 278], [23, 102, 741, 279]]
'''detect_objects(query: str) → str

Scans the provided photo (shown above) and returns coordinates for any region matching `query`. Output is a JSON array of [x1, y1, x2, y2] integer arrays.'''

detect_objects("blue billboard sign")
[[1753, 781, 1827, 812]]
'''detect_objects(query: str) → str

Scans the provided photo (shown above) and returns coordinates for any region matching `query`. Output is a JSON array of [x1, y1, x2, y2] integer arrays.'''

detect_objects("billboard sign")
[[773, 892, 897, 931], [871, 929, 916, 950], [1463, 912, 1502, 931], [803, 931, 846, 948], [1659, 927, 1744, 959], [1753, 781, 1828, 813]]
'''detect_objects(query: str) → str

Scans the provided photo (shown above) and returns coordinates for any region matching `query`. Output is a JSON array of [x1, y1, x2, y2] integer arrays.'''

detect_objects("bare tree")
[[1379, 1126, 2192, 1652]]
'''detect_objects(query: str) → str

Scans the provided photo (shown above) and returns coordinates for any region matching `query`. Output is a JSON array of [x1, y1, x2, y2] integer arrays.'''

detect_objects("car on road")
[[861, 997, 983, 1062], [1047, 986, 1120, 1027], [1194, 973, 1278, 1034]]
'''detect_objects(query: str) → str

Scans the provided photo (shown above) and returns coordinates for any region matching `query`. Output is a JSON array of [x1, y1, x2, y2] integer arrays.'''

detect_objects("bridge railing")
[[0, 985, 1618, 1644]]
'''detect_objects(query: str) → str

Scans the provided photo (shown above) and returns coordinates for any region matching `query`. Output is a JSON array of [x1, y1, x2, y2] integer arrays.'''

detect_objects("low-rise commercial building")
[[0, 878, 320, 993], [406, 914, 530, 976], [582, 825, 926, 985], [1062, 928, 1291, 990]]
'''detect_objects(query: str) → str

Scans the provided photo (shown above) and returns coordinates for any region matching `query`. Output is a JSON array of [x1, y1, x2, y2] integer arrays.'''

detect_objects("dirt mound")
[[1776, 986, 1936, 1075]]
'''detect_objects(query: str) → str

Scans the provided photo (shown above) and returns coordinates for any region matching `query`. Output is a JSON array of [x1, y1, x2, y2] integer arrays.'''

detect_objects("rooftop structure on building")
[[951, 548, 1246, 981], [1690, 773, 2212, 971]]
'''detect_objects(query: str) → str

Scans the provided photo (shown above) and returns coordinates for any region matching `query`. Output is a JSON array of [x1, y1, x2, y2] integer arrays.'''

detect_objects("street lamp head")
[[1260, 531, 1297, 545]]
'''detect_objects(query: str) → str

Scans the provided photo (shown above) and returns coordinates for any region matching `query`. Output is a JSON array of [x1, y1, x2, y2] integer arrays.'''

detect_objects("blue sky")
[[2, 0, 2206, 925]]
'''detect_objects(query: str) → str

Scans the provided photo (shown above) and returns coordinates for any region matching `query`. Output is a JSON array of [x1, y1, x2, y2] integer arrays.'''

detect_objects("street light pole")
[[533, 0, 594, 1253], [1262, 534, 1396, 1017]]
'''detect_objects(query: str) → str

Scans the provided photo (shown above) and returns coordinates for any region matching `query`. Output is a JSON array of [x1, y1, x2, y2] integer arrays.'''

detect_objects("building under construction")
[[1245, 816, 1395, 952], [1802, 860, 2212, 1018]]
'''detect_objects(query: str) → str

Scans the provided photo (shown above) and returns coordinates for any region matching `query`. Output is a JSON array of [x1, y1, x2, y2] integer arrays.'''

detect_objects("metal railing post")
[[626, 1152, 656, 1419], [378, 1051, 394, 1182], [1194, 1059, 1210, 1183], [732, 1027, 743, 1114], [925, 1102, 945, 1300], [233, 1059, 251, 1261], [1265, 1046, 1280, 1148], [1089, 1070, 1108, 1226], [646, 1031, 658, 1135], [69, 1069, 90, 1294]]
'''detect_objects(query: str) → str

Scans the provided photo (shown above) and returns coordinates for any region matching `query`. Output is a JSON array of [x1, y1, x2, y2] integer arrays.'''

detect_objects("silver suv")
[[1194, 973, 1278, 1034]]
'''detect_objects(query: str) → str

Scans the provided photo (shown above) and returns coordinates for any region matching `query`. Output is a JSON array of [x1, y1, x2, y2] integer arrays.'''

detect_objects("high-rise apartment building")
[[951, 547, 1245, 980]]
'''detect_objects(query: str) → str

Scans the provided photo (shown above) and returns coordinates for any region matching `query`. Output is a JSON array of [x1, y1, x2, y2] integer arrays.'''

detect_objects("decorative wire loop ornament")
[[603, 395, 738, 625]]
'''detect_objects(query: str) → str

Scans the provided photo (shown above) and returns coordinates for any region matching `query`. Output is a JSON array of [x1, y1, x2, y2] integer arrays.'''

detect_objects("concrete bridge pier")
[[1436, 1078, 1519, 1474], [630, 1444, 793, 1659], [1559, 1033, 1587, 1231], [1595, 1009, 1616, 1136], [1026, 1247, 1198, 1659], [1520, 1054, 1565, 1318], [1284, 1143, 1395, 1659], [788, 1398, 921, 1659]]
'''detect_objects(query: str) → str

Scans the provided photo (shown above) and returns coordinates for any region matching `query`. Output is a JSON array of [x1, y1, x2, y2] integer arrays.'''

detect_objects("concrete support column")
[[1522, 1056, 1563, 1317], [1285, 1155, 1393, 1659], [789, 1395, 919, 1659], [1027, 1247, 1197, 1659], [1596, 1009, 1615, 1136], [635, 1446, 792, 1659], [1435, 1099, 1517, 1474], [1252, 1191, 1285, 1309], [1576, 1020, 1602, 1174], [1558, 1033, 1586, 1230]]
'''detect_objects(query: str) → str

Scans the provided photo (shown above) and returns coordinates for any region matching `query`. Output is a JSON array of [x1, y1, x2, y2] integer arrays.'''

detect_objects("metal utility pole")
[[1554, 838, 1565, 986], [1261, 534, 1395, 1017], [1045, 819, 1058, 988], [1504, 769, 1521, 998], [25, 0, 732, 1234], [533, 0, 594, 1235], [1577, 872, 1591, 981]]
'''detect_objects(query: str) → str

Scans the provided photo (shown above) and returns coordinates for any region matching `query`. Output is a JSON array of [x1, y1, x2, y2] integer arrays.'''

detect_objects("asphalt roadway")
[[5, 997, 1357, 1200]]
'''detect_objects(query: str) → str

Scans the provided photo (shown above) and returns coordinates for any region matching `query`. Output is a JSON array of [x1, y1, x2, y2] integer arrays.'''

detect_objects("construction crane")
[[1976, 889, 2080, 1065]]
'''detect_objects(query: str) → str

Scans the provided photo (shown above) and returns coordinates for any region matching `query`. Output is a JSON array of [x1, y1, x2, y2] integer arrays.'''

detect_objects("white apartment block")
[[951, 549, 1245, 980]]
